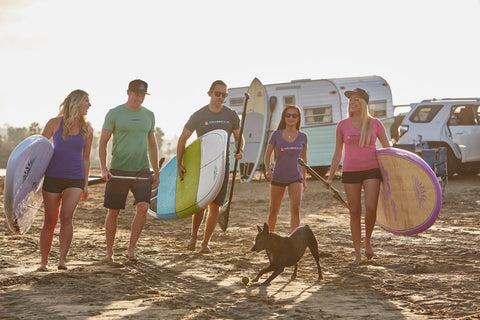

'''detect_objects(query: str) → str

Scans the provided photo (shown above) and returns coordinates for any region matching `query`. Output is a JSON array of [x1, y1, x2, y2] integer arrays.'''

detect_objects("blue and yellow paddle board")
[[376, 148, 442, 235], [148, 129, 228, 219]]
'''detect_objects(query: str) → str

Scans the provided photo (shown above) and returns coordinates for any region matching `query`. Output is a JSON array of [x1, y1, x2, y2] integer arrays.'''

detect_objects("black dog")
[[250, 223, 323, 285]]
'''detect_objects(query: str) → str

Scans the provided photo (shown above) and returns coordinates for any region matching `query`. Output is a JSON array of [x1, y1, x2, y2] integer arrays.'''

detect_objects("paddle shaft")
[[297, 158, 349, 208], [218, 92, 250, 231], [226, 92, 250, 206]]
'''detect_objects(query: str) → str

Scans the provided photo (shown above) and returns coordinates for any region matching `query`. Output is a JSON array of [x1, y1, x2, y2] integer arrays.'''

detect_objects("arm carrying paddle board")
[[3, 135, 54, 234], [148, 129, 228, 219]]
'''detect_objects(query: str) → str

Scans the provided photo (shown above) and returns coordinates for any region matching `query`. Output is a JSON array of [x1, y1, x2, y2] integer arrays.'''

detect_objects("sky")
[[1, 0, 480, 139]]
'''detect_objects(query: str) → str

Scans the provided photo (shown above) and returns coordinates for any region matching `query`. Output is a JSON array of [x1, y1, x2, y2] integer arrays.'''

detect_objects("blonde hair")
[[348, 96, 372, 147], [58, 89, 92, 140]]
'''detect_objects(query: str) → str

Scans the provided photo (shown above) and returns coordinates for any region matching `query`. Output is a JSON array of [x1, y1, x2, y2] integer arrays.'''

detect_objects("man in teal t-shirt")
[[99, 79, 160, 263]]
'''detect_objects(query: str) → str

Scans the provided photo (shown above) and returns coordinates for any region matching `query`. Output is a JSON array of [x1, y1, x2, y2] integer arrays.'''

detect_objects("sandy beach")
[[1, 172, 479, 319]]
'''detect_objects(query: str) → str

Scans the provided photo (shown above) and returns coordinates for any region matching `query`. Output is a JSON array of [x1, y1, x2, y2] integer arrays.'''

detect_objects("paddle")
[[297, 158, 349, 209], [218, 92, 250, 232]]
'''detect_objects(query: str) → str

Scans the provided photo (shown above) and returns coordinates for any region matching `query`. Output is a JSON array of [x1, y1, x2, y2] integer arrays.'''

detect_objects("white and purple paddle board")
[[3, 135, 53, 234]]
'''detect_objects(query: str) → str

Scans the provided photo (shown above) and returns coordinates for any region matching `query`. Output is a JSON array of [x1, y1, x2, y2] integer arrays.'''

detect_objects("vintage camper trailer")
[[227, 76, 394, 177]]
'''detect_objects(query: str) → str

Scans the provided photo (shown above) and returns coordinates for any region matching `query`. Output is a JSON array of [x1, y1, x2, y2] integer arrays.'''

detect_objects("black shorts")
[[212, 163, 230, 206], [342, 168, 382, 184], [42, 176, 85, 193], [103, 169, 152, 209], [271, 178, 303, 187]]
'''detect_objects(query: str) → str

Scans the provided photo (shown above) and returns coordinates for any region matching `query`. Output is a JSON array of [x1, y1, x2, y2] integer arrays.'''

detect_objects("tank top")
[[45, 118, 86, 179]]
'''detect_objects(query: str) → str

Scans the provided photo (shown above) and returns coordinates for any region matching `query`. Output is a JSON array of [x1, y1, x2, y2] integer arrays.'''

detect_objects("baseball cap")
[[128, 79, 149, 95], [344, 88, 369, 104]]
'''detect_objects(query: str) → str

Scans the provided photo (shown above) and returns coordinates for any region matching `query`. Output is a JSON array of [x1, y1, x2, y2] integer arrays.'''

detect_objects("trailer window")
[[229, 97, 244, 108], [304, 106, 333, 125], [283, 95, 295, 106], [369, 100, 387, 118]]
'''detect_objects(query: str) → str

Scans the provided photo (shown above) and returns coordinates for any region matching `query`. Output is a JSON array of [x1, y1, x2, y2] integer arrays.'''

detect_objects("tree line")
[[0, 123, 167, 169]]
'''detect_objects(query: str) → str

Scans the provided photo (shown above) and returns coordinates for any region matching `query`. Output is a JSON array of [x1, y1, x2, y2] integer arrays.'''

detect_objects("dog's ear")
[[263, 222, 269, 233], [257, 225, 262, 233]]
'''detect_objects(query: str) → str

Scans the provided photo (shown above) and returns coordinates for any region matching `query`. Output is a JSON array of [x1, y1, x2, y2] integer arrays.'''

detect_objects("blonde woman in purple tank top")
[[38, 89, 93, 271]]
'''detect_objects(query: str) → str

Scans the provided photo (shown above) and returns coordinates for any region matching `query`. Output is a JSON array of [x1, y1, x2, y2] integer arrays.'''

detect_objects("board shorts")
[[271, 178, 303, 187], [42, 176, 85, 193], [342, 168, 382, 184], [212, 163, 230, 206], [103, 169, 152, 209]]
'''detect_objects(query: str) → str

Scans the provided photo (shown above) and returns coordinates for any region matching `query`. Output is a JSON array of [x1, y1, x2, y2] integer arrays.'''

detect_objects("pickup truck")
[[397, 98, 480, 175]]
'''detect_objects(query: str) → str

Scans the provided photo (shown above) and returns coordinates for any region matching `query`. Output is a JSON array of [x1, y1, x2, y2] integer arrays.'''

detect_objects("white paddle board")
[[148, 129, 228, 219], [376, 147, 442, 235], [239, 78, 268, 183], [3, 135, 54, 234]]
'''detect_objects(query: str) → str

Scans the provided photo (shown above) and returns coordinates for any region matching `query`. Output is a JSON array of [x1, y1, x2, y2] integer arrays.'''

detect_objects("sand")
[[0, 173, 479, 319]]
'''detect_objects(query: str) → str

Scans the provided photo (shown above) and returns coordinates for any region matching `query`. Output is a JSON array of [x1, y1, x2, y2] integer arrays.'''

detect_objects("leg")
[[104, 208, 120, 262], [57, 187, 83, 269], [200, 203, 220, 253], [39, 190, 61, 270], [188, 209, 205, 250], [263, 266, 286, 285], [362, 179, 381, 259], [287, 182, 303, 233], [126, 201, 149, 260], [252, 264, 276, 282], [268, 184, 286, 232], [343, 183, 363, 265]]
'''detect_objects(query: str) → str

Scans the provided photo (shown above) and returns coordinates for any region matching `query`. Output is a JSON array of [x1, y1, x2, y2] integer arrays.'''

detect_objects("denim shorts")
[[342, 168, 382, 184], [42, 176, 85, 193]]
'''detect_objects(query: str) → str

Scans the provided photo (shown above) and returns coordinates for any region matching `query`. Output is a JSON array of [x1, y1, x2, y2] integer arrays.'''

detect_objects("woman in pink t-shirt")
[[326, 88, 390, 266]]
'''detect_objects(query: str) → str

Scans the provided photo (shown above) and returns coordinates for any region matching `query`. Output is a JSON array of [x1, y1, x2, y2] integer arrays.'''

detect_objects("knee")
[[136, 202, 149, 213]]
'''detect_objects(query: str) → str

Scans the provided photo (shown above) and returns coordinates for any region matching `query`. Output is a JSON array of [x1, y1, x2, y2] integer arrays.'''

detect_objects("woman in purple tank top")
[[37, 89, 93, 271], [264, 105, 307, 233]]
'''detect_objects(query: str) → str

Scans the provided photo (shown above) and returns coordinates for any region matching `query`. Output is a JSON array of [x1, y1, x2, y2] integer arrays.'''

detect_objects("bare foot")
[[187, 239, 196, 251], [37, 266, 48, 272], [57, 265, 67, 270], [125, 253, 138, 262], [200, 246, 211, 254], [103, 256, 113, 263], [364, 240, 374, 260], [349, 259, 361, 266]]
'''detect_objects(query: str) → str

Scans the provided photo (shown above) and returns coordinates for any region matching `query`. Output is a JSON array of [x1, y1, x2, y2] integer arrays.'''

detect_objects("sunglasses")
[[213, 91, 228, 98], [285, 113, 299, 119]]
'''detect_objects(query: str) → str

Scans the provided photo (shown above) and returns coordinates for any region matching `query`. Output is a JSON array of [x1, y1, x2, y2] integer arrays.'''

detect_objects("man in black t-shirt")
[[176, 80, 244, 253]]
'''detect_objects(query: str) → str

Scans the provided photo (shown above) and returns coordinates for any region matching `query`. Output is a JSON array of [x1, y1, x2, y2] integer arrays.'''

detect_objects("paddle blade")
[[218, 202, 230, 232]]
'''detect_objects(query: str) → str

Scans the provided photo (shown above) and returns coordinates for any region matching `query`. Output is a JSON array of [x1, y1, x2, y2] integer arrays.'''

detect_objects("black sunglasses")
[[285, 112, 299, 119], [213, 91, 228, 98]]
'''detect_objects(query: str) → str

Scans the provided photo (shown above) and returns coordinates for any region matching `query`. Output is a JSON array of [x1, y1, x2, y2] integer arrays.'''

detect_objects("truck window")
[[451, 105, 480, 125], [409, 105, 443, 123]]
